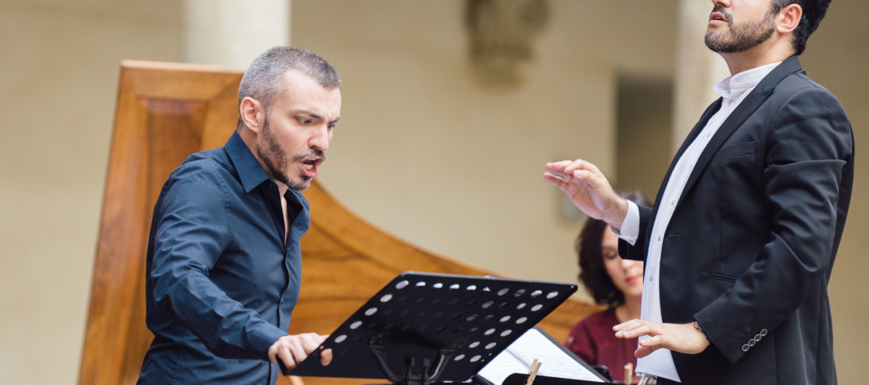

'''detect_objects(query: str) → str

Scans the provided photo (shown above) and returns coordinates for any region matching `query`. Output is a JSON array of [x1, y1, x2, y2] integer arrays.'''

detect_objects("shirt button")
[[671, 200, 675, 206], [658, 235, 662, 242], [649, 274, 654, 282]]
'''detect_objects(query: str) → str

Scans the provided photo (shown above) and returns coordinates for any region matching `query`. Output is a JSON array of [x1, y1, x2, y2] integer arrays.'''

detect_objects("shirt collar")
[[224, 131, 270, 193], [714, 61, 783, 102]]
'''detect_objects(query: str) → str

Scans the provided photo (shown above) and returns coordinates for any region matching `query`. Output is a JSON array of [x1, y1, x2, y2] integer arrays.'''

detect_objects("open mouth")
[[710, 12, 727, 23], [301, 158, 323, 171]]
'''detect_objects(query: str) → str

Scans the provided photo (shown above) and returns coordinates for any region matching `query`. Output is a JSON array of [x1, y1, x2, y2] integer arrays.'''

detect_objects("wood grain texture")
[[79, 61, 241, 385], [80, 61, 601, 385]]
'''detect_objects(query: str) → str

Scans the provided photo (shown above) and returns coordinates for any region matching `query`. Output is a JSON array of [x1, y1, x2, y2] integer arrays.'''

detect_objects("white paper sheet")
[[477, 328, 606, 385]]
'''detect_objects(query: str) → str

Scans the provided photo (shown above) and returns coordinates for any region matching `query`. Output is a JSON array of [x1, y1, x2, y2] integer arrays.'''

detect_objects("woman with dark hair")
[[564, 191, 651, 384]]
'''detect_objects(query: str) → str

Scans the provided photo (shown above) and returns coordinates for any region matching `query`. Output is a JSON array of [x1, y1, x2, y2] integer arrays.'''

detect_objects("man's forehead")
[[279, 68, 335, 92], [276, 69, 341, 114]]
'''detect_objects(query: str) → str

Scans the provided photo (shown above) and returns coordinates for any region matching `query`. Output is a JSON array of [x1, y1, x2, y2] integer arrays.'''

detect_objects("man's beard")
[[256, 118, 314, 191], [705, 6, 776, 54]]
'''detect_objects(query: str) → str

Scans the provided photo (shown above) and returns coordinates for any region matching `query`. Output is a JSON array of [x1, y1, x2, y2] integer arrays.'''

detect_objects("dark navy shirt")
[[138, 132, 310, 385]]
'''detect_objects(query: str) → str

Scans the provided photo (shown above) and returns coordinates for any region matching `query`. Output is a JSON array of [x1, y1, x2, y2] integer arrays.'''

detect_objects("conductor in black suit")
[[544, 1, 852, 384]]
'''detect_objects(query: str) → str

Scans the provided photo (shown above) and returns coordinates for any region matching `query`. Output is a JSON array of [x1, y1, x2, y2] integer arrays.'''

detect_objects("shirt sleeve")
[[149, 163, 286, 360], [611, 200, 640, 245]]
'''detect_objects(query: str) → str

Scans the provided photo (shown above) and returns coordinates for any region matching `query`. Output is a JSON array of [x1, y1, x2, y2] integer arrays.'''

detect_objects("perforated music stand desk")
[[282, 272, 578, 385]]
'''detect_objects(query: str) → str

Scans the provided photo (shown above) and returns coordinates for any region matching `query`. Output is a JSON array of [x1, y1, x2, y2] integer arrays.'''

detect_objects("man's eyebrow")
[[291, 109, 339, 124], [292, 109, 323, 121], [293, 110, 341, 124]]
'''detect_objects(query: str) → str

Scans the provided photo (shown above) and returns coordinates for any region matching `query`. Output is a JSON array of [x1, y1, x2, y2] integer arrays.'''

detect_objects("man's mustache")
[[712, 6, 733, 25], [293, 150, 326, 162]]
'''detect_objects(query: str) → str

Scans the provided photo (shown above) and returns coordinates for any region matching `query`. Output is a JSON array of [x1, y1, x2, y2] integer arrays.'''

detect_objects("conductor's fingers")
[[635, 335, 667, 358], [545, 160, 578, 179], [614, 319, 646, 332], [564, 159, 602, 176], [617, 324, 657, 339], [543, 173, 572, 192], [570, 168, 606, 191], [639, 335, 668, 349], [546, 160, 574, 169], [635, 345, 657, 359]]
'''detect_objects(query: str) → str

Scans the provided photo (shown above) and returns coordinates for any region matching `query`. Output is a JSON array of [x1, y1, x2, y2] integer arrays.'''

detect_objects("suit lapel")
[[643, 99, 722, 257], [675, 55, 804, 209]]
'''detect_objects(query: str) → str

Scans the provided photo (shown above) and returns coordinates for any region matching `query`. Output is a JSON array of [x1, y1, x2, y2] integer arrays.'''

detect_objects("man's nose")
[[712, 0, 730, 8], [309, 125, 331, 152]]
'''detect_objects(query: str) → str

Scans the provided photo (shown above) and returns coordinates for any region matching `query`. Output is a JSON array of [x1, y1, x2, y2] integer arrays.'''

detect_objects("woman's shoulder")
[[565, 309, 618, 357]]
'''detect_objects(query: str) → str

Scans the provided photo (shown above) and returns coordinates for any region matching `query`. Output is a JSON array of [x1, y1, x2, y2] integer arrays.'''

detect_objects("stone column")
[[671, 0, 730, 154], [181, 0, 291, 70]]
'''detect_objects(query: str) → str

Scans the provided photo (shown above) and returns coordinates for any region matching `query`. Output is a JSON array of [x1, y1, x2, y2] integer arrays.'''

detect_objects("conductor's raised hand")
[[544, 159, 628, 228], [268, 333, 333, 370]]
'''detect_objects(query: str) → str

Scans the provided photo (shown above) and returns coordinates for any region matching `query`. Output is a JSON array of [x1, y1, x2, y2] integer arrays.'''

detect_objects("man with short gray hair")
[[138, 46, 342, 385]]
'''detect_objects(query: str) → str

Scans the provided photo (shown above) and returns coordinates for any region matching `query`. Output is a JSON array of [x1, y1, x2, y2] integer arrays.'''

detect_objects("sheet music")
[[477, 328, 605, 384]]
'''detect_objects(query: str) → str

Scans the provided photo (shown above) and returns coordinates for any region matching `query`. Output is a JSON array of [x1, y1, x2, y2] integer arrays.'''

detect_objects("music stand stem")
[[369, 333, 465, 385]]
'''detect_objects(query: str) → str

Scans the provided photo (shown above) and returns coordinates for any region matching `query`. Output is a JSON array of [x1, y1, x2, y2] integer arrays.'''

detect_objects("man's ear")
[[239, 96, 266, 134], [776, 4, 802, 35]]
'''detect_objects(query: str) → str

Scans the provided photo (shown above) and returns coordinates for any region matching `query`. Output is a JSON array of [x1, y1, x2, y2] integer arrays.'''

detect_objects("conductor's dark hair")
[[237, 46, 341, 130], [576, 191, 652, 308], [771, 0, 832, 55]]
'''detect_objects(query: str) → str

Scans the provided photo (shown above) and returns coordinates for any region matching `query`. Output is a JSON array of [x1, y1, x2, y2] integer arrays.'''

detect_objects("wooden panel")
[[80, 61, 601, 385], [79, 61, 241, 385]]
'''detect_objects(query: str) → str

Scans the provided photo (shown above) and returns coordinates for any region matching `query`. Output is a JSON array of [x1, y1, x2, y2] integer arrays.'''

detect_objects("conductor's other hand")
[[613, 319, 710, 358], [268, 333, 333, 370], [544, 159, 628, 229]]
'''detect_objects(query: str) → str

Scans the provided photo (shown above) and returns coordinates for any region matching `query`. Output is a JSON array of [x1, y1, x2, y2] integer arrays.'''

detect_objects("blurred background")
[[0, 0, 865, 384]]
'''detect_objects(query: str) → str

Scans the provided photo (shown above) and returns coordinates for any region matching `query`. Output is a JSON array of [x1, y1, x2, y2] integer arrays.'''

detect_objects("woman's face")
[[601, 226, 644, 299]]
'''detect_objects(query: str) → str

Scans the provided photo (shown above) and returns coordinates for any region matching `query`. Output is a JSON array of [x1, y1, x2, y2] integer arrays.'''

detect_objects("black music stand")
[[281, 272, 578, 385]]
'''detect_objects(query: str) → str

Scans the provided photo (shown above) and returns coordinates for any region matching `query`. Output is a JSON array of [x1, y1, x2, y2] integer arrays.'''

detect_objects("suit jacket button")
[[742, 344, 750, 352], [754, 335, 761, 342], [760, 329, 768, 336], [748, 339, 756, 346]]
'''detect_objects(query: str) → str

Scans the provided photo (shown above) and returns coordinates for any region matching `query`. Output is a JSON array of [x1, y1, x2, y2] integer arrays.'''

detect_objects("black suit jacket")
[[620, 56, 854, 385]]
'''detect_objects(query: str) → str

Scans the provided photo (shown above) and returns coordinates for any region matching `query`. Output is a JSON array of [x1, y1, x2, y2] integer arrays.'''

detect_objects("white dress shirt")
[[616, 61, 783, 382]]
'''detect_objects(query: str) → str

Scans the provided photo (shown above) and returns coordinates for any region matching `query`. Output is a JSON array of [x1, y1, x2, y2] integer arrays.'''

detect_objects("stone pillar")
[[181, 0, 291, 70], [671, 0, 730, 154]]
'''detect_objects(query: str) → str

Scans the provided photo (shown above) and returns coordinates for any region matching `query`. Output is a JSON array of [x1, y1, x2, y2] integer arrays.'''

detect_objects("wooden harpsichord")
[[78, 61, 600, 385]]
